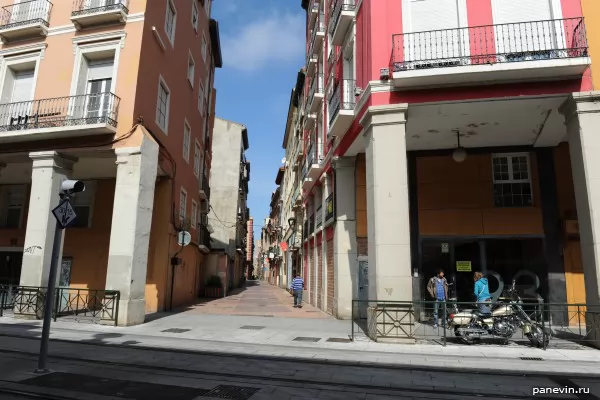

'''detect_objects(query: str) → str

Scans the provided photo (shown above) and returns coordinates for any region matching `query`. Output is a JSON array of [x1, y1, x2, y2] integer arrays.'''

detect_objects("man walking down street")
[[290, 272, 305, 308], [427, 269, 448, 329]]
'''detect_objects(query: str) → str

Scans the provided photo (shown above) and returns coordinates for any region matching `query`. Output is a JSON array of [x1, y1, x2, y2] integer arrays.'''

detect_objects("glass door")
[[453, 240, 482, 303], [86, 78, 112, 119]]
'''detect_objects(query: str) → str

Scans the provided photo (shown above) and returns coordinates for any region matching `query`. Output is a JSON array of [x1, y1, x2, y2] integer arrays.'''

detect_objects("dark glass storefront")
[[419, 237, 547, 304]]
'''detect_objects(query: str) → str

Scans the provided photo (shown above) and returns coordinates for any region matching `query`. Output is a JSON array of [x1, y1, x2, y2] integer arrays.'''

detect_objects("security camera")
[[60, 180, 85, 195]]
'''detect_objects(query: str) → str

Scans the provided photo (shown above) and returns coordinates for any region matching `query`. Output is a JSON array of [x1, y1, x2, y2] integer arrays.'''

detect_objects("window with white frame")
[[193, 140, 201, 177], [183, 121, 191, 162], [492, 153, 533, 207], [156, 77, 170, 133], [201, 34, 207, 63], [164, 0, 177, 45], [70, 180, 96, 228], [179, 188, 187, 221], [198, 81, 205, 115], [191, 200, 198, 229], [187, 52, 195, 86], [191, 1, 199, 31], [0, 185, 26, 229]]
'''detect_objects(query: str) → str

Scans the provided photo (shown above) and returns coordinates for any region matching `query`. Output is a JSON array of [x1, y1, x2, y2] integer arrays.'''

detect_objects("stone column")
[[20, 151, 75, 287], [105, 138, 159, 326], [360, 104, 412, 303], [332, 157, 357, 319], [321, 174, 330, 311], [560, 92, 600, 346]]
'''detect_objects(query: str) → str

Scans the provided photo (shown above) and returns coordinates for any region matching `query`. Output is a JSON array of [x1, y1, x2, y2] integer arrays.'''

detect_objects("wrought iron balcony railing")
[[303, 145, 315, 179], [0, 92, 120, 133], [72, 0, 129, 17], [309, 73, 324, 106], [327, 79, 355, 125], [328, 0, 355, 36], [199, 225, 211, 250], [0, 0, 52, 30], [308, 213, 315, 234], [316, 205, 323, 228], [391, 17, 588, 73]]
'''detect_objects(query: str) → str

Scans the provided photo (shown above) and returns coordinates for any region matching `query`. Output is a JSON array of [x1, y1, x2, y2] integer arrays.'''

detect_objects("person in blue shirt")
[[289, 271, 305, 308], [474, 271, 491, 315], [426, 269, 448, 329]]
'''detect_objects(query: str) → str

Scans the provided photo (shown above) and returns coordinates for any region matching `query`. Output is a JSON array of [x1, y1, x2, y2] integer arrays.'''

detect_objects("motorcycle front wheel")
[[527, 325, 550, 348]]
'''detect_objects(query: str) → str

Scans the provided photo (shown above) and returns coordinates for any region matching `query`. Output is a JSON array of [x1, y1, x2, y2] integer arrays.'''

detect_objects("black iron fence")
[[0, 285, 120, 325], [315, 205, 323, 229], [328, 0, 355, 36], [327, 79, 355, 126], [309, 73, 324, 108], [351, 299, 599, 350], [0, 0, 52, 29], [0, 92, 120, 133], [391, 17, 588, 73], [72, 0, 129, 16]]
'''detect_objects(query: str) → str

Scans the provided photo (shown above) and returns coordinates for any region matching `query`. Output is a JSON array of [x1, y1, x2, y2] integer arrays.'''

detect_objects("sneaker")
[[433, 324, 438, 329]]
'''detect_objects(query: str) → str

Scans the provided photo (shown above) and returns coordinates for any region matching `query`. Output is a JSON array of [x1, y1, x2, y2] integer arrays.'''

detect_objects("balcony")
[[308, 73, 324, 113], [308, 0, 318, 30], [306, 48, 317, 78], [302, 144, 323, 182], [328, 0, 355, 46], [71, 0, 129, 30], [327, 79, 355, 141], [315, 205, 323, 229], [198, 224, 211, 254], [292, 188, 302, 208], [0, 0, 52, 43], [390, 17, 590, 89], [0, 92, 120, 144], [199, 173, 210, 200], [310, 12, 325, 54], [305, 106, 316, 130]]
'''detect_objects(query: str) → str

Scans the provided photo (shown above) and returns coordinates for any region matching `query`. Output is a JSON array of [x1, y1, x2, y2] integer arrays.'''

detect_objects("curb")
[[0, 331, 599, 379]]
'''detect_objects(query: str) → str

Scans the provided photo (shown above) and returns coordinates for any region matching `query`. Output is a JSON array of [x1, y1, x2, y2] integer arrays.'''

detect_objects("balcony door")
[[403, 0, 467, 68], [85, 59, 114, 120], [492, 0, 558, 59], [12, 0, 49, 24], [1, 69, 35, 128]]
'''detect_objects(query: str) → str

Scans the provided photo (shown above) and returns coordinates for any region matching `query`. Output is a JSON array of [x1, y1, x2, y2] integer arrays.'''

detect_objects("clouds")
[[221, 11, 305, 72]]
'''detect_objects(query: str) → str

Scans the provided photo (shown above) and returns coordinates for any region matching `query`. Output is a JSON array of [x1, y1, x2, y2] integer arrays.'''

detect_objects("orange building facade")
[[0, 0, 221, 325]]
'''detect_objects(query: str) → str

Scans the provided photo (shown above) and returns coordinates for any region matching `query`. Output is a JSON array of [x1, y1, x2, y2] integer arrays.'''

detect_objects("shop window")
[[0, 185, 26, 229], [492, 153, 532, 207], [70, 181, 96, 228]]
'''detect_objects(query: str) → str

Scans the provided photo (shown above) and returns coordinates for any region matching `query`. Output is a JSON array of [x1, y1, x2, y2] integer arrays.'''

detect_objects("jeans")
[[293, 289, 303, 306], [433, 299, 446, 325], [478, 299, 492, 315]]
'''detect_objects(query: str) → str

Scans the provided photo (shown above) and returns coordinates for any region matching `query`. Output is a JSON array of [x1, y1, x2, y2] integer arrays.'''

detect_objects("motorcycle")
[[447, 279, 551, 348]]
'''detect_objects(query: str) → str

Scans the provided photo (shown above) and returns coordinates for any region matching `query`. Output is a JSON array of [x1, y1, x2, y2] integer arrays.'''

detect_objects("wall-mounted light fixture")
[[452, 130, 467, 163], [288, 218, 296, 230]]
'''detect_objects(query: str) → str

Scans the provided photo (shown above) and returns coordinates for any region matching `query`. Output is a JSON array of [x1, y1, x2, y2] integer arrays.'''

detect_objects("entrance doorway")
[[0, 251, 23, 307]]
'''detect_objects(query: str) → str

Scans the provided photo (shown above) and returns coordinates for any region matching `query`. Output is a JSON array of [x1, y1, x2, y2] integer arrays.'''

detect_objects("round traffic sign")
[[177, 231, 191, 246]]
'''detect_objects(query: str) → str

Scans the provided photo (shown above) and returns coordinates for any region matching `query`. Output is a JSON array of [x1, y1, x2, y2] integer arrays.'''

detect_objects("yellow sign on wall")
[[456, 261, 472, 272]]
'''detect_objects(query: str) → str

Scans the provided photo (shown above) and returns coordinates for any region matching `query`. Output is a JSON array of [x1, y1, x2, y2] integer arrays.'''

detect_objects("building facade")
[[0, 0, 221, 325], [207, 117, 250, 295], [291, 0, 600, 341]]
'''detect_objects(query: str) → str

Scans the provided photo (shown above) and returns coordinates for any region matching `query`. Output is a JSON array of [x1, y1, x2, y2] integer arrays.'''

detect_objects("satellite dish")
[[177, 231, 192, 246]]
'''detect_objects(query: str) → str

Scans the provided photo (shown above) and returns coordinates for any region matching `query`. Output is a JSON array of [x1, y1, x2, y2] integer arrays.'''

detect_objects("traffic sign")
[[51, 199, 77, 229], [177, 231, 191, 246]]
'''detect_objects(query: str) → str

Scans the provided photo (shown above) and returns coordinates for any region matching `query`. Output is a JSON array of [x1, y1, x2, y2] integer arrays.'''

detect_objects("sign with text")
[[456, 261, 472, 272]]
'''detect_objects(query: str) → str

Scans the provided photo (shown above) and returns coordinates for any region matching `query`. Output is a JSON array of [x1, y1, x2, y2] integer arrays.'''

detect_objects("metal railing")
[[0, 92, 120, 133], [391, 17, 588, 73], [351, 299, 599, 350], [199, 225, 211, 249], [201, 172, 211, 201], [1, 285, 120, 325], [0, 0, 52, 29], [328, 0, 355, 36], [328, 79, 355, 125], [315, 205, 323, 228], [309, 73, 324, 108], [308, 214, 314, 234], [325, 193, 334, 221], [72, 0, 129, 17], [310, 12, 324, 47], [303, 145, 315, 180]]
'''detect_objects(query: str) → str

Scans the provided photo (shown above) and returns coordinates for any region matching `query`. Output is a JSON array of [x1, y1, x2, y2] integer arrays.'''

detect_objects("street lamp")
[[288, 217, 296, 230]]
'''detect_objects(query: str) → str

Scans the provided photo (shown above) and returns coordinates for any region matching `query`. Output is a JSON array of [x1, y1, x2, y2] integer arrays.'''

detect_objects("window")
[[201, 34, 207, 63], [164, 0, 177, 45], [0, 185, 26, 229], [191, 1, 199, 31], [198, 81, 205, 115], [193, 140, 201, 177], [183, 121, 191, 162], [492, 153, 533, 207], [187, 52, 195, 86], [70, 181, 96, 228], [191, 200, 198, 229], [179, 188, 187, 221], [156, 76, 170, 133]]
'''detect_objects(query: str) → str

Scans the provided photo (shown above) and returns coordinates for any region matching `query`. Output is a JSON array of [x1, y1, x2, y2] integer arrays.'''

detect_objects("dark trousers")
[[293, 289, 303, 306]]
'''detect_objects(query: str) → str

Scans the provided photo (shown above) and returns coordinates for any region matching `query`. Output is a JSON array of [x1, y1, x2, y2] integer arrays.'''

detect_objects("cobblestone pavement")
[[184, 281, 328, 318], [0, 336, 599, 400]]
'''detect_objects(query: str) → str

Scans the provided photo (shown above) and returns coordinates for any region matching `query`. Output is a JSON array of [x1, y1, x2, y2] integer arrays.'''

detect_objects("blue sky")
[[212, 0, 305, 237]]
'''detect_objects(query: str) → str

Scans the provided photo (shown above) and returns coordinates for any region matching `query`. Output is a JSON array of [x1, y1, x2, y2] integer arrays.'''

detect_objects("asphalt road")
[[0, 335, 599, 400]]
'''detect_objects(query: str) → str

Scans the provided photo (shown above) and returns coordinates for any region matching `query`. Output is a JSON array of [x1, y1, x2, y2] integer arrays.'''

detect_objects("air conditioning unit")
[[200, 201, 209, 214], [354, 87, 363, 96]]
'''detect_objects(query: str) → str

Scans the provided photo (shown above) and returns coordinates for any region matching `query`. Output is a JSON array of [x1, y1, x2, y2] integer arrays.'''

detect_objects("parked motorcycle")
[[447, 279, 551, 348]]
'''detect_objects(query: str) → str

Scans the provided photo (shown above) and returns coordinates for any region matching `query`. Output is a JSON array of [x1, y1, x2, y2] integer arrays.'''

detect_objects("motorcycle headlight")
[[522, 324, 531, 334]]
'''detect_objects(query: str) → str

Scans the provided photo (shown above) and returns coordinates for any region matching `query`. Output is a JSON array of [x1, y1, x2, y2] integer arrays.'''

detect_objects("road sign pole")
[[36, 204, 65, 373]]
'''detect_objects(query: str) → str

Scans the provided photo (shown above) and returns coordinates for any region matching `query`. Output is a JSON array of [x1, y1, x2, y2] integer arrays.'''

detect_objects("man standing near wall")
[[427, 269, 448, 329], [290, 272, 305, 308]]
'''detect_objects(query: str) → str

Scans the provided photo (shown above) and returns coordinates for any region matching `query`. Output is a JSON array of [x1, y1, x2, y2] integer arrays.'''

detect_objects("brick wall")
[[326, 238, 334, 315], [357, 237, 368, 256], [317, 244, 323, 310]]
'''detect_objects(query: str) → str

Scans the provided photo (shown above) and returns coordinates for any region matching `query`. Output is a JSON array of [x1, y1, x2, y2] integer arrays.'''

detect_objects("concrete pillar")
[[105, 138, 159, 326], [360, 104, 412, 302], [20, 151, 75, 287], [560, 92, 600, 346], [332, 157, 357, 319]]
